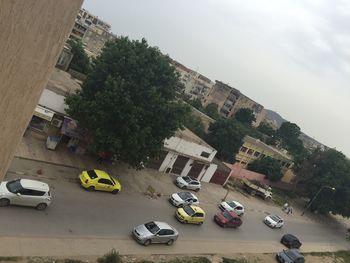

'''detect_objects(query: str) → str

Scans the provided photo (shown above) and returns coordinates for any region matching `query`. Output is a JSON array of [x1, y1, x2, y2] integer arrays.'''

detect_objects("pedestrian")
[[288, 206, 293, 215], [283, 202, 289, 213]]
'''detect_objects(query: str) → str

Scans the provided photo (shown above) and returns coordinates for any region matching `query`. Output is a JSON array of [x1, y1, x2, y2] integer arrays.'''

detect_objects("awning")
[[33, 105, 55, 122]]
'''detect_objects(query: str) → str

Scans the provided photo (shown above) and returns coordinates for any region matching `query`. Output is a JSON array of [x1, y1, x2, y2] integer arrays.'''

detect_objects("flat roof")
[[174, 128, 214, 150], [45, 68, 82, 96]]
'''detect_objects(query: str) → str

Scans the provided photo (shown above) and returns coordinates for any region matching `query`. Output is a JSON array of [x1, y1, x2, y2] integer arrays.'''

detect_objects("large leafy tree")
[[184, 114, 206, 139], [248, 156, 283, 181], [206, 119, 245, 162], [299, 149, 350, 216], [257, 122, 276, 137], [277, 121, 301, 145], [204, 103, 221, 120], [234, 108, 256, 126], [67, 39, 90, 74], [66, 37, 189, 168]]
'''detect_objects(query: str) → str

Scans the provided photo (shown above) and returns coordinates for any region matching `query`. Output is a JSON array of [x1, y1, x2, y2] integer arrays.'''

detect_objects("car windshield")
[[183, 205, 195, 216], [182, 176, 191, 182], [227, 201, 237, 208], [270, 215, 281, 222], [222, 211, 234, 220], [178, 192, 192, 200], [144, 222, 160, 234], [285, 250, 299, 260], [6, 179, 23, 193], [86, 170, 98, 179]]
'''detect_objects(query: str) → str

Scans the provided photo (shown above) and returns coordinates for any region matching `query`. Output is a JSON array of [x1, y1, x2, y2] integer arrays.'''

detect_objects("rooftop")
[[45, 68, 82, 96], [174, 128, 214, 150]]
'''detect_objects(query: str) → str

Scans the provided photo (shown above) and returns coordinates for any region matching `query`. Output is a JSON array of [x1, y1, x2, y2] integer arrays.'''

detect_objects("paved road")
[[0, 159, 348, 256]]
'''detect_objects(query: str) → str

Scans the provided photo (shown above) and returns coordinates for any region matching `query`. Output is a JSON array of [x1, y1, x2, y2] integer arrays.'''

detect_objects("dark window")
[[247, 149, 254, 155], [165, 229, 175, 235], [253, 151, 261, 157], [98, 178, 113, 185], [281, 161, 286, 166], [20, 189, 45, 196], [6, 179, 23, 193], [240, 146, 248, 153], [285, 163, 291, 168], [191, 182, 199, 185], [145, 222, 160, 234], [195, 213, 204, 217], [158, 229, 167, 236], [241, 161, 247, 165], [200, 151, 210, 158], [86, 170, 98, 179]]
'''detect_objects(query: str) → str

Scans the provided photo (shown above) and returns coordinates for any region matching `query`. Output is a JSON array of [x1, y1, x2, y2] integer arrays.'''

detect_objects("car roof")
[[227, 210, 240, 218], [228, 200, 243, 207], [20, 179, 49, 192], [190, 205, 205, 214], [285, 249, 304, 257], [269, 214, 283, 220], [93, 169, 111, 179], [283, 234, 299, 241], [154, 221, 177, 232]]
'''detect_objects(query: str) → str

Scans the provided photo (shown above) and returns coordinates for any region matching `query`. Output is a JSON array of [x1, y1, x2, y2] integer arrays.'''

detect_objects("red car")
[[214, 210, 243, 228]]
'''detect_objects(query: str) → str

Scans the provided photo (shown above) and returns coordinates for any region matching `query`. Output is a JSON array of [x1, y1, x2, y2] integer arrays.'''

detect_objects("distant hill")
[[265, 109, 286, 128], [265, 109, 326, 151]]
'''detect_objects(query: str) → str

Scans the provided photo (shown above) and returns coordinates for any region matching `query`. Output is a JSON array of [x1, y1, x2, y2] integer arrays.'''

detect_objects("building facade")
[[173, 61, 214, 102], [235, 136, 294, 173], [203, 81, 265, 126]]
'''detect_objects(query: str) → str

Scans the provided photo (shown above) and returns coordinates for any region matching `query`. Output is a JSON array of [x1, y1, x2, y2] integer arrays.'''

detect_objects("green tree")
[[204, 103, 221, 120], [234, 108, 256, 126], [257, 122, 276, 137], [66, 37, 190, 168], [299, 149, 350, 216], [248, 156, 283, 181], [67, 39, 90, 74], [206, 119, 245, 162], [189, 98, 203, 111], [184, 114, 206, 138], [277, 121, 301, 145]]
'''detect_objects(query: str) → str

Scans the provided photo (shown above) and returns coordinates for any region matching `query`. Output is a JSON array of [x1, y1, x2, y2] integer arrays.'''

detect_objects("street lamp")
[[301, 186, 335, 216]]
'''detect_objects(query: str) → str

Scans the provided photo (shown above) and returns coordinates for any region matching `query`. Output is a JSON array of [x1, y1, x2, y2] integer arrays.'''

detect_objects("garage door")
[[210, 169, 230, 185], [187, 162, 205, 178], [171, 155, 189, 175]]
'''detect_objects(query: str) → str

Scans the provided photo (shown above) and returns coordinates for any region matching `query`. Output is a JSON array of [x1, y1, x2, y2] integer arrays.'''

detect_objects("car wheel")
[[143, 239, 151, 246], [0, 198, 10, 207], [36, 203, 48, 210], [112, 189, 119, 194], [184, 220, 188, 224], [166, 239, 174, 246], [195, 188, 200, 192], [198, 221, 203, 225], [87, 186, 95, 191], [250, 190, 256, 196]]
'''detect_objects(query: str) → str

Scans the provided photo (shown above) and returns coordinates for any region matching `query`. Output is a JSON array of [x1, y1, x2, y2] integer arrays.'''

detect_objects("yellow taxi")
[[79, 169, 121, 194], [175, 205, 205, 225]]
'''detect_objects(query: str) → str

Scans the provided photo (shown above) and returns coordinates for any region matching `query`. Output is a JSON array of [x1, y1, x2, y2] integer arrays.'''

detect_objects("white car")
[[264, 214, 284, 228], [0, 179, 52, 210], [175, 176, 201, 191], [219, 200, 244, 216], [169, 192, 199, 207]]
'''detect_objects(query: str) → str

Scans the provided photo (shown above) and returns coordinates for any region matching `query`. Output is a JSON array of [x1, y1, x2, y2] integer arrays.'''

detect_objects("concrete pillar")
[[0, 0, 83, 181]]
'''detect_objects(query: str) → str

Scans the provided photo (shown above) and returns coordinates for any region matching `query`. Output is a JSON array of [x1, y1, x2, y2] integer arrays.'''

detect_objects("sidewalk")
[[0, 235, 345, 257]]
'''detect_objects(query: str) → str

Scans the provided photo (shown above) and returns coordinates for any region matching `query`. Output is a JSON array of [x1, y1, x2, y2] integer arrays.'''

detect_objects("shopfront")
[[29, 105, 55, 132]]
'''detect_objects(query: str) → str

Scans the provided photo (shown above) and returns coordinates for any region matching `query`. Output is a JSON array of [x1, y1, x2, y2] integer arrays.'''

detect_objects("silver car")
[[169, 192, 199, 207], [175, 176, 201, 191], [0, 179, 51, 210], [132, 221, 178, 246]]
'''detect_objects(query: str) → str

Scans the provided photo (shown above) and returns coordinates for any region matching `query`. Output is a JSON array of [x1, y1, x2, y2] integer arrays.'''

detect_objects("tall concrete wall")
[[0, 0, 83, 181]]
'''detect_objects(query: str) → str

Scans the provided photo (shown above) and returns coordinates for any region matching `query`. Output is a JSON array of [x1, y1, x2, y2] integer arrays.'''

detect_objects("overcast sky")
[[83, 0, 350, 157]]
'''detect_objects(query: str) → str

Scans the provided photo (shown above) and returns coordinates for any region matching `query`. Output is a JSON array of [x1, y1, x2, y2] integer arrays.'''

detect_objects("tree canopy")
[[206, 119, 245, 162], [204, 103, 221, 120], [248, 156, 283, 182], [257, 122, 276, 137], [184, 113, 206, 139], [298, 149, 350, 217], [234, 108, 256, 126], [66, 37, 190, 168], [67, 39, 90, 74]]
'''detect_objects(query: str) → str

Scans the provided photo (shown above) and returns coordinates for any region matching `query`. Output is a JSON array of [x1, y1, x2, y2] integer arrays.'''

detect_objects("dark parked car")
[[276, 249, 304, 263], [281, 234, 302, 249], [214, 210, 243, 228]]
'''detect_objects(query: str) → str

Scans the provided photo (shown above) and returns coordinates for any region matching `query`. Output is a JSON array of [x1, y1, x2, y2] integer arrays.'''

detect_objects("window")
[[240, 146, 248, 153], [285, 163, 291, 168], [241, 161, 247, 165], [86, 170, 98, 179], [253, 151, 261, 157], [247, 149, 254, 155], [20, 189, 45, 196], [195, 213, 204, 217], [145, 222, 160, 234], [165, 229, 175, 235], [98, 178, 113, 185], [191, 181, 199, 185], [281, 161, 286, 166], [200, 151, 210, 158], [158, 229, 167, 236]]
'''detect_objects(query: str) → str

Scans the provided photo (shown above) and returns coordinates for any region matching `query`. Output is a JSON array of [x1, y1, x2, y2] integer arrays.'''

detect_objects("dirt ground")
[[1, 253, 343, 263]]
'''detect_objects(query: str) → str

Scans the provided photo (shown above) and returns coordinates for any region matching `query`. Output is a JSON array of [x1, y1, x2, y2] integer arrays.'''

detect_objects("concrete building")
[[236, 135, 294, 172], [0, 0, 82, 181], [173, 61, 214, 102], [69, 8, 115, 58], [56, 44, 74, 71], [203, 81, 265, 126]]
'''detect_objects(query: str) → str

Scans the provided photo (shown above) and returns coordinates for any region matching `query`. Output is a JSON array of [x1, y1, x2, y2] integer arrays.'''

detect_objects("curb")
[[14, 156, 82, 170]]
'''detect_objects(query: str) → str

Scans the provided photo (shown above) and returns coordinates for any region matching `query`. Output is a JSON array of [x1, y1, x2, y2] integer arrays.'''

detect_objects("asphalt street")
[[0, 159, 348, 255]]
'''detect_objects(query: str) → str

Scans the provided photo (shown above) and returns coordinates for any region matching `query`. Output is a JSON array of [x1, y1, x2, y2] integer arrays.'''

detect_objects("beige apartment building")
[[173, 61, 214, 102], [236, 136, 294, 172], [203, 81, 266, 126]]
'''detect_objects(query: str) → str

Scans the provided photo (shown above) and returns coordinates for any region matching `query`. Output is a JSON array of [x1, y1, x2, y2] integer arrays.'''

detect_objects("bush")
[[168, 257, 211, 263], [98, 249, 122, 263]]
